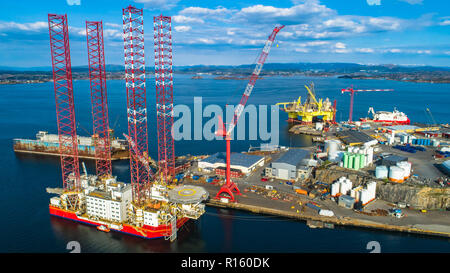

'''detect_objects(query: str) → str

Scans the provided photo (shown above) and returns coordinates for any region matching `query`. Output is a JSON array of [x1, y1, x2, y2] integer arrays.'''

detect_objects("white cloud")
[[367, 17, 401, 31], [439, 20, 450, 26], [367, 0, 381, 6], [174, 26, 191, 32], [416, 50, 431, 54], [295, 48, 309, 53], [355, 48, 374, 53], [385, 48, 402, 53], [334, 42, 346, 49], [172, 15, 204, 24], [67, 0, 81, 5], [197, 38, 215, 44], [180, 7, 230, 16], [278, 31, 294, 38], [333, 49, 351, 53], [134, 0, 179, 10], [104, 23, 121, 28], [302, 41, 329, 47], [323, 17, 366, 33], [103, 29, 122, 39], [0, 21, 47, 32], [234, 1, 333, 24]]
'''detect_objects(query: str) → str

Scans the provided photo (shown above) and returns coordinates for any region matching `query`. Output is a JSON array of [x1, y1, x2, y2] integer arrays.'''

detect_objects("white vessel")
[[361, 107, 410, 125]]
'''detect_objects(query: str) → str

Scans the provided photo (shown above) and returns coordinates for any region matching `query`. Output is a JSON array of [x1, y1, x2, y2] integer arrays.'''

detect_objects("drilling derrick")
[[86, 21, 112, 179], [123, 6, 150, 203], [153, 15, 175, 184], [48, 14, 80, 191]]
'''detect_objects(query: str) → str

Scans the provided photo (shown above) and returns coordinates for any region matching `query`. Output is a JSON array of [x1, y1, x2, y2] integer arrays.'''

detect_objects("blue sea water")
[[0, 74, 449, 253]]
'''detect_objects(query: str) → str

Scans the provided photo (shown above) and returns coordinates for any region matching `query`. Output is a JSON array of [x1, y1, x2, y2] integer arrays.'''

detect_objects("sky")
[[0, 0, 449, 67]]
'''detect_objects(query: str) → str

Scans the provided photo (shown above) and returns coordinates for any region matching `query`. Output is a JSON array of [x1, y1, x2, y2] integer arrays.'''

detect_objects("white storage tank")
[[375, 165, 388, 179], [360, 189, 370, 205], [350, 189, 356, 198], [389, 166, 404, 183], [325, 139, 341, 157], [341, 179, 352, 195], [315, 122, 323, 131], [331, 182, 340, 197], [366, 147, 374, 165], [367, 181, 377, 199], [396, 161, 410, 179]]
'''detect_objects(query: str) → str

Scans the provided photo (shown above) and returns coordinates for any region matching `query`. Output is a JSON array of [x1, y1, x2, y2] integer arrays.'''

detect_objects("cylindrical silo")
[[375, 166, 388, 179], [389, 166, 404, 183]]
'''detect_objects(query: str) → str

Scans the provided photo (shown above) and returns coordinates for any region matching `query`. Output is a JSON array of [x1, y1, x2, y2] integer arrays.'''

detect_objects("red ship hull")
[[360, 118, 410, 125], [49, 205, 188, 239]]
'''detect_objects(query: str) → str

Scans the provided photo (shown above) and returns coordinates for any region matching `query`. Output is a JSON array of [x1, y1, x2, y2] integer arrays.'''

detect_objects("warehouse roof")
[[381, 155, 408, 166], [273, 148, 310, 166], [336, 130, 374, 145], [339, 195, 355, 202], [201, 152, 264, 168], [383, 125, 419, 132]]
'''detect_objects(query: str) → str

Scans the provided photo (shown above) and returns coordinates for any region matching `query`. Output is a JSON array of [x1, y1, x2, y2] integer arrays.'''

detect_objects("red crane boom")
[[341, 86, 393, 123], [216, 25, 284, 202], [48, 14, 80, 191]]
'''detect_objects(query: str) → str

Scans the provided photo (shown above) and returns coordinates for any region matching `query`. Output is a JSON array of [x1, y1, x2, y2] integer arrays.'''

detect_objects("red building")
[[215, 166, 243, 178]]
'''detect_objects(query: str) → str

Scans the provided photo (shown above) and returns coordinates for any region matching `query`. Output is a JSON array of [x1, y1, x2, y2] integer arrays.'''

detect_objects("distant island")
[[1, 62, 449, 84]]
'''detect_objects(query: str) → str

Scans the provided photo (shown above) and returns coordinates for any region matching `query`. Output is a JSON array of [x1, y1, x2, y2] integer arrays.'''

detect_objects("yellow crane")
[[276, 82, 335, 124]]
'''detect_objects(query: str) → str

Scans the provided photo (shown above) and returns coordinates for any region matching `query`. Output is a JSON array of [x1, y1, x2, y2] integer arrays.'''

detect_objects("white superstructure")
[[36, 131, 127, 149], [85, 180, 132, 223]]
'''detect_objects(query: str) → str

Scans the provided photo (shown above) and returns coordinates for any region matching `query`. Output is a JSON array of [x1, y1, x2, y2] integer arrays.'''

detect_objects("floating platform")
[[13, 131, 129, 160]]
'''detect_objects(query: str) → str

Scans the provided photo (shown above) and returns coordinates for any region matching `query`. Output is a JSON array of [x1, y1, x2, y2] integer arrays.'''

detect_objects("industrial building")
[[265, 148, 312, 180], [338, 195, 355, 209], [198, 152, 265, 174], [381, 155, 408, 166]]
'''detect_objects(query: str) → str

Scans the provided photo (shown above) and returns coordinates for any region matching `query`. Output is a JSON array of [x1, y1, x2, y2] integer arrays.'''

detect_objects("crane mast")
[[341, 86, 393, 123], [227, 25, 284, 136], [216, 25, 284, 202]]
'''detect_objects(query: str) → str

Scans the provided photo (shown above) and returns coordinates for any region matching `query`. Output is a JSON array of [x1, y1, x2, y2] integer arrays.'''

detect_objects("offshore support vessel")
[[48, 168, 209, 240], [360, 107, 410, 125]]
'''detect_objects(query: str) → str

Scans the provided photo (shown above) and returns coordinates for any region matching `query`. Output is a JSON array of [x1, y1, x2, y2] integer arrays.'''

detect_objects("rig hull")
[[49, 205, 188, 239], [13, 131, 130, 160]]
